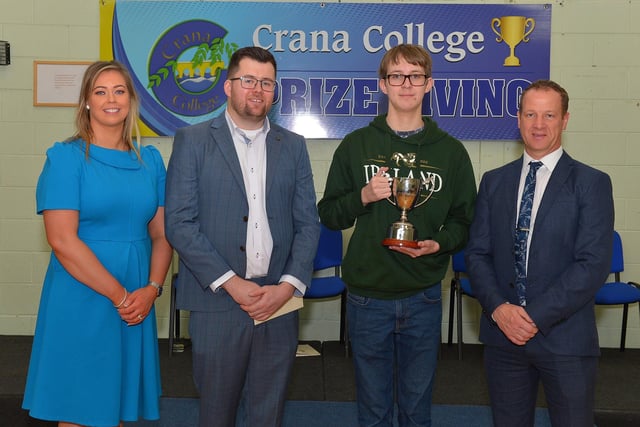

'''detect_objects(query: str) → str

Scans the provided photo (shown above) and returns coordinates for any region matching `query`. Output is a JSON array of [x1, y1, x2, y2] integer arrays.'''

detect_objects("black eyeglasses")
[[228, 75, 277, 92], [385, 74, 429, 87]]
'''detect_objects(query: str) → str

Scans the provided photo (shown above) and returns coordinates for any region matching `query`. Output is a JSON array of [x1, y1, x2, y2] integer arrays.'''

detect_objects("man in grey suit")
[[465, 80, 614, 427], [165, 46, 320, 427]]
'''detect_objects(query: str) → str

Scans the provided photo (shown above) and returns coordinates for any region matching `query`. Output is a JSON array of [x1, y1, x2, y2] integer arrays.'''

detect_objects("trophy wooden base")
[[382, 238, 419, 249]]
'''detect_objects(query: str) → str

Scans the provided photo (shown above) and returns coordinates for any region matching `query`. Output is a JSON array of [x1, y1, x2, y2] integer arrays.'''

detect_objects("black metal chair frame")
[[447, 250, 475, 360]]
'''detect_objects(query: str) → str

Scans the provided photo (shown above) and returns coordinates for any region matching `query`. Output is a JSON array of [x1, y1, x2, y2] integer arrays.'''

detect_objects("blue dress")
[[22, 139, 166, 426]]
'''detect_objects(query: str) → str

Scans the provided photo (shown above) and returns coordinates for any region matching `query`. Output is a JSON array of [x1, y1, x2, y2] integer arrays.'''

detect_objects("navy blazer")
[[466, 152, 614, 356], [165, 114, 320, 312]]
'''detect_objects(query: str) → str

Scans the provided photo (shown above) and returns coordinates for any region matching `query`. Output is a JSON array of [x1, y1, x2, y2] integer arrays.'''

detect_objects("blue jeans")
[[347, 284, 442, 427]]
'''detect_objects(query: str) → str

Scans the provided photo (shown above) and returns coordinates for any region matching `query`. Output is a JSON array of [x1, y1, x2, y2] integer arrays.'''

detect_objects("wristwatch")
[[148, 280, 163, 297]]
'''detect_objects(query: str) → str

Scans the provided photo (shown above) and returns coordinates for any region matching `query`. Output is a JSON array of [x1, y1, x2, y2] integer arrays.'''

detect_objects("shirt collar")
[[523, 147, 563, 174], [225, 109, 270, 144]]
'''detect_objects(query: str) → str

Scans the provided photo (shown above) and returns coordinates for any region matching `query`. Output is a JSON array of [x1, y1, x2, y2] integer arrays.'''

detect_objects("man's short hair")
[[227, 46, 277, 77], [519, 80, 569, 115]]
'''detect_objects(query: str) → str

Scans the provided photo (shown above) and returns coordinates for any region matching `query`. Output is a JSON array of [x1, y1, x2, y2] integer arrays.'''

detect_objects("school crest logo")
[[147, 20, 238, 117]]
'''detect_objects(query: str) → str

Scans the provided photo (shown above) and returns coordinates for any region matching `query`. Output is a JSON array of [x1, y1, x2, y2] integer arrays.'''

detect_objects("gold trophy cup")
[[382, 177, 434, 249], [491, 16, 536, 66]]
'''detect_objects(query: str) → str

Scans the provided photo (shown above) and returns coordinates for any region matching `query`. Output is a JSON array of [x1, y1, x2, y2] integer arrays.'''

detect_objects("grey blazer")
[[466, 151, 614, 356], [165, 114, 320, 312]]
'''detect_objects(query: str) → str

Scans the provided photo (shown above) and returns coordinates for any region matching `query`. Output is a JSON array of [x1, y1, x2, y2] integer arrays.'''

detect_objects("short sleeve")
[[36, 142, 83, 214], [141, 144, 167, 207]]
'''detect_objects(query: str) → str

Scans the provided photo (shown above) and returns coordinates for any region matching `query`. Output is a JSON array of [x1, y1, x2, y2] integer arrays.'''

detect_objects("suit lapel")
[[265, 127, 283, 199], [209, 117, 247, 199], [505, 158, 524, 238], [533, 152, 573, 230]]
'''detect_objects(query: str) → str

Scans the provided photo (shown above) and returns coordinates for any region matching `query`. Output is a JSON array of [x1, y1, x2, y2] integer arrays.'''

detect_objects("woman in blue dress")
[[22, 61, 173, 427]]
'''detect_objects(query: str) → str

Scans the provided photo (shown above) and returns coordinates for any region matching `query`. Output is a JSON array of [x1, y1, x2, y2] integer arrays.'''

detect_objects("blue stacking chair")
[[447, 250, 477, 360], [305, 224, 348, 356], [595, 230, 640, 352]]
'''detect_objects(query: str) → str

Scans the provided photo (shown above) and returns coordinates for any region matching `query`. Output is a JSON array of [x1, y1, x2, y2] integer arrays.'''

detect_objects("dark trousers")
[[190, 308, 298, 427], [484, 345, 598, 427]]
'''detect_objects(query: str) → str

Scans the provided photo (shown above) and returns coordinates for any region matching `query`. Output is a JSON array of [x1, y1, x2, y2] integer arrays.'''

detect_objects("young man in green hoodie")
[[318, 44, 477, 427]]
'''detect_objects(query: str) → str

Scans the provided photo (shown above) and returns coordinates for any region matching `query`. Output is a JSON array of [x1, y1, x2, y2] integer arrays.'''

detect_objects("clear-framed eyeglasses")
[[228, 75, 277, 92], [385, 74, 429, 87]]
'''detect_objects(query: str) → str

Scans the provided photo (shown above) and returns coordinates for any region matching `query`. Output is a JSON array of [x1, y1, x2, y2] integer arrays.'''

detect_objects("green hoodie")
[[318, 114, 477, 299]]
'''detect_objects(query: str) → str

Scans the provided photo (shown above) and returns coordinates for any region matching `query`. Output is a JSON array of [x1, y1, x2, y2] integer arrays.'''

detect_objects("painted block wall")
[[1, 0, 639, 348]]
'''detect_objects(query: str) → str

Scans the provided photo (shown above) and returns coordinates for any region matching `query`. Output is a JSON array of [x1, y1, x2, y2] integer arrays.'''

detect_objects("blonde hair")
[[70, 60, 141, 159]]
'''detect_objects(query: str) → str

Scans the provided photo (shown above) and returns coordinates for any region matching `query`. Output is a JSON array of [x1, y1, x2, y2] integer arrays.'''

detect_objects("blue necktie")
[[514, 161, 542, 306]]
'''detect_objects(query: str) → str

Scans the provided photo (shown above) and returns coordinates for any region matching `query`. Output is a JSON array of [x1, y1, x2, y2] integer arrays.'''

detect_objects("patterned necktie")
[[514, 161, 542, 306]]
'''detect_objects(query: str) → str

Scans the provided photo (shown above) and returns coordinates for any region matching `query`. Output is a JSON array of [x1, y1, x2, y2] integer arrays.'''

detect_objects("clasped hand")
[[492, 303, 538, 345], [117, 286, 156, 326], [223, 277, 294, 321]]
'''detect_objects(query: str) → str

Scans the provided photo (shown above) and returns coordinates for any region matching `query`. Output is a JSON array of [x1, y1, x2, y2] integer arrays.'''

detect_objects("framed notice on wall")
[[33, 61, 92, 106]]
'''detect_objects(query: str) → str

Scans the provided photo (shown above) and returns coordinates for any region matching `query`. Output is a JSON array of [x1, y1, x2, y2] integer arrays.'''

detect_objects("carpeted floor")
[[2, 396, 556, 427], [2, 336, 640, 426], [129, 400, 555, 427]]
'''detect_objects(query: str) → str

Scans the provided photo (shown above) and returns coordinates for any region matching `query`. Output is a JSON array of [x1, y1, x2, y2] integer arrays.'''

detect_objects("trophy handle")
[[522, 18, 535, 42], [413, 177, 435, 209], [491, 18, 503, 42]]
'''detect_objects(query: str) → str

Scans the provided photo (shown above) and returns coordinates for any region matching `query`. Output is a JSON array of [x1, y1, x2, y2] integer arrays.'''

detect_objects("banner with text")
[[100, 1, 551, 140]]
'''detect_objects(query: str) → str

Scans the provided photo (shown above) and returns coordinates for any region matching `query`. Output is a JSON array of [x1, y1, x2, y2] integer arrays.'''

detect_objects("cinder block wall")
[[1, 0, 639, 347]]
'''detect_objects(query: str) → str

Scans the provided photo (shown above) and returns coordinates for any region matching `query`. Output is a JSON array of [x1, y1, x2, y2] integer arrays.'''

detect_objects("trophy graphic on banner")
[[491, 16, 536, 66], [382, 177, 434, 248]]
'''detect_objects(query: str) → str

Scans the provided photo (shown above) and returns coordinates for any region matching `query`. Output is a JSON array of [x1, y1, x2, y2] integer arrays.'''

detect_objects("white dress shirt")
[[516, 147, 563, 270], [209, 110, 305, 295]]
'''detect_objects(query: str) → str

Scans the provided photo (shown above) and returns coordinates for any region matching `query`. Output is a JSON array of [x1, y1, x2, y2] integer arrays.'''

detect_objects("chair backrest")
[[314, 224, 343, 271], [610, 230, 624, 276], [452, 250, 467, 274]]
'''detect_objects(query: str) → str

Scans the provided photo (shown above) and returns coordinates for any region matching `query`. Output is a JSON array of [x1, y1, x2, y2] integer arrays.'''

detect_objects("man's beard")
[[229, 95, 270, 121]]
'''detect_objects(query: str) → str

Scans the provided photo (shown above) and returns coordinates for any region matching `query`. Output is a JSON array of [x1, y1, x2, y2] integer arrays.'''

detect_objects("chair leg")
[[169, 296, 176, 357], [175, 305, 181, 346], [168, 280, 176, 357], [456, 283, 463, 360], [620, 303, 629, 352], [343, 317, 350, 358], [340, 290, 349, 357], [339, 290, 346, 344], [447, 279, 456, 346]]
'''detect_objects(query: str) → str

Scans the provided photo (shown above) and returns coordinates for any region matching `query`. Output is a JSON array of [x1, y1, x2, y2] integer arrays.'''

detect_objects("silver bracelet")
[[114, 289, 128, 308]]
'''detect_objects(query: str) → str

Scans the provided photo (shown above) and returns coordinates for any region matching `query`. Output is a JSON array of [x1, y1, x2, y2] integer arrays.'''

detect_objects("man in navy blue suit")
[[165, 47, 320, 427], [465, 80, 614, 427]]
